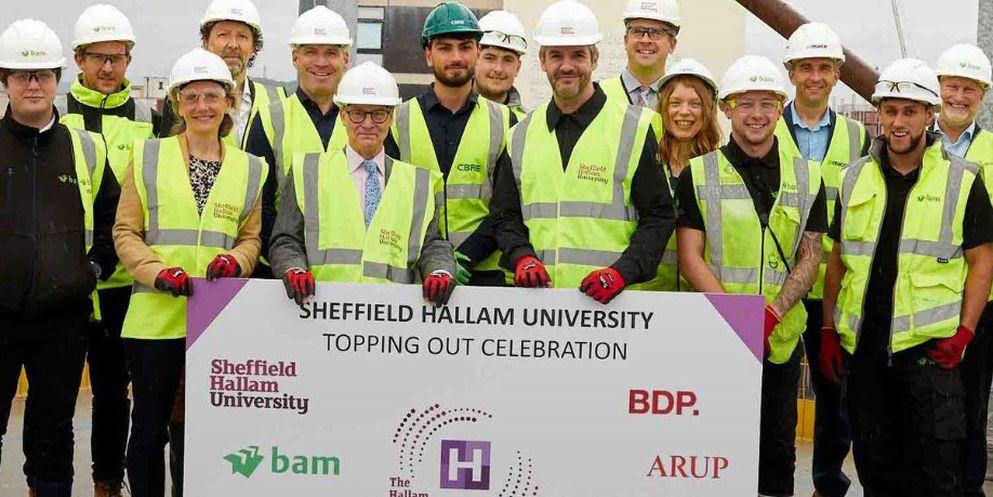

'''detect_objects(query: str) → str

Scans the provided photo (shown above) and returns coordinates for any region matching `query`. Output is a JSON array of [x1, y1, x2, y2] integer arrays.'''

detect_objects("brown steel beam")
[[735, 0, 879, 103]]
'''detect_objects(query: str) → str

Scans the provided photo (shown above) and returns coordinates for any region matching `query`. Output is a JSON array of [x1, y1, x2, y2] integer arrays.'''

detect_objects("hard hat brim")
[[936, 72, 992, 89], [660, 72, 718, 97], [333, 95, 402, 106], [0, 58, 66, 70], [289, 37, 353, 47]]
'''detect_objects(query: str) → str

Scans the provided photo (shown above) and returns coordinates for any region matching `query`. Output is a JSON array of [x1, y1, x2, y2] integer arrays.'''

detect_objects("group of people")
[[0, 0, 991, 496]]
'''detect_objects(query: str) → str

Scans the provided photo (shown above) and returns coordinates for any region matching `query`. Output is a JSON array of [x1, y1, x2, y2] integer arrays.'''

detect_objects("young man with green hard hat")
[[387, 2, 516, 287]]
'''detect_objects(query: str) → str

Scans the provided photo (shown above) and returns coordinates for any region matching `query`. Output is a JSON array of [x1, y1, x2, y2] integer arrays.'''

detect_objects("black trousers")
[[0, 311, 88, 496], [759, 344, 802, 497], [89, 286, 132, 482], [847, 342, 965, 497], [802, 299, 852, 497], [962, 302, 993, 497], [125, 338, 185, 497]]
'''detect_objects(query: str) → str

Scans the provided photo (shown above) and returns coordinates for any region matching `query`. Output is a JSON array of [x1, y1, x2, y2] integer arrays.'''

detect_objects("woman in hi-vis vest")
[[643, 58, 722, 291], [113, 48, 266, 497]]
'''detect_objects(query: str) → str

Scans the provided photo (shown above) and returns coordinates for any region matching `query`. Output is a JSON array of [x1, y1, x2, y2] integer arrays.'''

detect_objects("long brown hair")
[[657, 75, 722, 170]]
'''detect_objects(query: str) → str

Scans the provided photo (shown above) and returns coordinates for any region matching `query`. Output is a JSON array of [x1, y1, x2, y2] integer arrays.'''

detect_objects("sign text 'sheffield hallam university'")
[[184, 279, 763, 496]]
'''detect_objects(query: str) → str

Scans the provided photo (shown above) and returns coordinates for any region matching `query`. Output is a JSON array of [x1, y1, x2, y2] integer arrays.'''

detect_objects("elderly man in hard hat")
[[931, 43, 993, 497], [489, 0, 674, 304], [821, 59, 993, 497], [676, 55, 827, 497], [57, 6, 158, 494], [161, 0, 284, 149], [245, 5, 353, 278], [474, 10, 529, 120], [774, 22, 869, 497], [389, 2, 515, 288], [602, 0, 680, 110], [0, 19, 119, 497], [270, 62, 457, 307]]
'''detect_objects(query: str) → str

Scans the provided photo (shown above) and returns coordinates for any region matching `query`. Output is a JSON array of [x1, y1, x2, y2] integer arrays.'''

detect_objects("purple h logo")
[[440, 440, 491, 490]]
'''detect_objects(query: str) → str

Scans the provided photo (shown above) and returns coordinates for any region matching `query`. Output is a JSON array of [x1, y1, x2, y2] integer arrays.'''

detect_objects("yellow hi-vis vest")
[[59, 79, 155, 290], [391, 96, 510, 278], [775, 112, 868, 300], [508, 100, 655, 289], [834, 142, 977, 355], [601, 76, 663, 139], [291, 150, 442, 283], [224, 80, 286, 150], [121, 137, 267, 339], [66, 127, 107, 320], [961, 129, 993, 300], [262, 92, 347, 192], [690, 147, 822, 364]]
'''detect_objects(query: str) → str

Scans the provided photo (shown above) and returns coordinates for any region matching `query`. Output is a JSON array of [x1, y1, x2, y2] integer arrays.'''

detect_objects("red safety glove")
[[819, 326, 844, 384], [928, 325, 975, 370], [579, 267, 627, 304], [514, 255, 550, 288], [422, 271, 455, 307], [282, 267, 315, 306], [155, 267, 193, 297], [763, 305, 781, 359], [205, 254, 240, 280]]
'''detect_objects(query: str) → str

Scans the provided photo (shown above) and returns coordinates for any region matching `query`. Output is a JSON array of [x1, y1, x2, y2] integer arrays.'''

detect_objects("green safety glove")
[[454, 251, 472, 285]]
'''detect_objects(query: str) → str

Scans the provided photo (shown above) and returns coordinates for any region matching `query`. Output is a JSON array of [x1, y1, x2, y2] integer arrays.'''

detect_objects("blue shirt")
[[789, 102, 832, 162], [936, 121, 977, 158]]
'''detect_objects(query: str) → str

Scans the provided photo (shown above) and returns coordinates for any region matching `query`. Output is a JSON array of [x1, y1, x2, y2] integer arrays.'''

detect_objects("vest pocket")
[[907, 271, 962, 336], [842, 190, 877, 241]]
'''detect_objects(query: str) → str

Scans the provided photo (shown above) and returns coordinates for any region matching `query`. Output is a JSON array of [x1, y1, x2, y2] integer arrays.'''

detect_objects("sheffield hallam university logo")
[[440, 440, 490, 490]]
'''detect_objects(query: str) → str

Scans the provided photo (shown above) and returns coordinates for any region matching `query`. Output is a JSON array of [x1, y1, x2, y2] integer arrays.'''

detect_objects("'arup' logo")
[[440, 440, 490, 490], [224, 446, 265, 478]]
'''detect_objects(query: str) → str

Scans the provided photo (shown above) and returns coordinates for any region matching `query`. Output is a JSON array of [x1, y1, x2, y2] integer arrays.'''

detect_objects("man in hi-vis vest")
[[489, 0, 675, 304], [931, 43, 993, 497], [822, 58, 993, 497], [269, 62, 457, 308], [601, 0, 680, 111], [676, 55, 827, 497]]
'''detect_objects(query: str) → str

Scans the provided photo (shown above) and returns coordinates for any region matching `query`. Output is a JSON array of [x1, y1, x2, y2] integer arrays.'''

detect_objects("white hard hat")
[[333, 61, 401, 107], [0, 19, 66, 70], [623, 0, 681, 30], [936, 43, 992, 89], [479, 10, 528, 55], [534, 0, 602, 47], [290, 6, 352, 47], [168, 47, 235, 95], [719, 55, 788, 101], [72, 4, 136, 50], [783, 22, 845, 69], [200, 0, 262, 36], [660, 58, 718, 97], [872, 58, 941, 107]]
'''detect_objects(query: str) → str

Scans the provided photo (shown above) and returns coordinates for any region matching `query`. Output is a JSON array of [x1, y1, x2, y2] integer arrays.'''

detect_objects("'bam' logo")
[[224, 446, 265, 478], [223, 445, 342, 479], [21, 50, 47, 58]]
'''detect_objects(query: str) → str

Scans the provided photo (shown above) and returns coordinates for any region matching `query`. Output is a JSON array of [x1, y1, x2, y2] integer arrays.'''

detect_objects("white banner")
[[184, 279, 764, 496]]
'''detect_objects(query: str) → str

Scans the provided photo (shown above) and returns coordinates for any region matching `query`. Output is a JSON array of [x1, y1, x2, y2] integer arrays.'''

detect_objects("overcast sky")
[[3, 0, 980, 93]]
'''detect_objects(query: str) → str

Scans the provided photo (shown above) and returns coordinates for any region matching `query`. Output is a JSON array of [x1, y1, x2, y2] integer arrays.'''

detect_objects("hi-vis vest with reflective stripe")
[[601, 76, 664, 139], [121, 137, 266, 339], [391, 96, 510, 276], [225, 80, 286, 150], [962, 129, 993, 300], [67, 127, 107, 320], [775, 113, 868, 299], [690, 147, 821, 364], [262, 92, 347, 191], [291, 150, 441, 283], [834, 141, 977, 355], [509, 100, 654, 289], [59, 83, 155, 290]]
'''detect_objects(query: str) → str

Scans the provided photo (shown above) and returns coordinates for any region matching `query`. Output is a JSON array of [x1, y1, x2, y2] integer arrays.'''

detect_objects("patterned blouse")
[[188, 154, 222, 215]]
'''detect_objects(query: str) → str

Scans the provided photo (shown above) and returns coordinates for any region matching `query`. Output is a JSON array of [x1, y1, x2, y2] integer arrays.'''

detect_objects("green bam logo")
[[224, 446, 265, 478]]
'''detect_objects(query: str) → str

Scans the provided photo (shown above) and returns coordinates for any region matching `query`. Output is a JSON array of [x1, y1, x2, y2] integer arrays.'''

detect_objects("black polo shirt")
[[678, 136, 829, 233], [827, 136, 993, 355]]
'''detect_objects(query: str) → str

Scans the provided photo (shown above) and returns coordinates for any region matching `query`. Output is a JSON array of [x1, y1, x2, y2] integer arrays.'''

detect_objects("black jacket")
[[0, 110, 119, 322]]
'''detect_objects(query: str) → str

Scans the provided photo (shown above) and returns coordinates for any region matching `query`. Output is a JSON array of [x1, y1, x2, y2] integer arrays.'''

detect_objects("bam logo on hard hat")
[[20, 50, 47, 58], [960, 62, 982, 71], [749, 76, 775, 83], [93, 25, 116, 33]]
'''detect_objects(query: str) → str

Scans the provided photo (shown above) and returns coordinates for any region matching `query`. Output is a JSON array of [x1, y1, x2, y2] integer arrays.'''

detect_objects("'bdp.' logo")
[[440, 440, 490, 490], [224, 446, 265, 478]]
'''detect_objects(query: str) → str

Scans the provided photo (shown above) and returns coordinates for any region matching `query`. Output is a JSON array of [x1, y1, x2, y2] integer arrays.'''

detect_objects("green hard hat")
[[421, 2, 482, 47]]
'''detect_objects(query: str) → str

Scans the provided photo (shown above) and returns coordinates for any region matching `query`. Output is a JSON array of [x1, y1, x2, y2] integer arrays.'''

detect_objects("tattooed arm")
[[771, 231, 822, 316]]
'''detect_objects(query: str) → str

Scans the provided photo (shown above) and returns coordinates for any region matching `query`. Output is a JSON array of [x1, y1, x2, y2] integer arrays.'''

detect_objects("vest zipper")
[[25, 136, 39, 301], [759, 227, 766, 296], [888, 183, 915, 367]]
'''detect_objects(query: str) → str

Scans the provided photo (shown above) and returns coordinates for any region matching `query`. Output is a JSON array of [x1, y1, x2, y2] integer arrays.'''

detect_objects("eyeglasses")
[[83, 51, 130, 67], [626, 26, 673, 41], [727, 99, 782, 113], [8, 70, 57, 84], [178, 89, 227, 106], [346, 108, 391, 124], [484, 31, 527, 51]]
